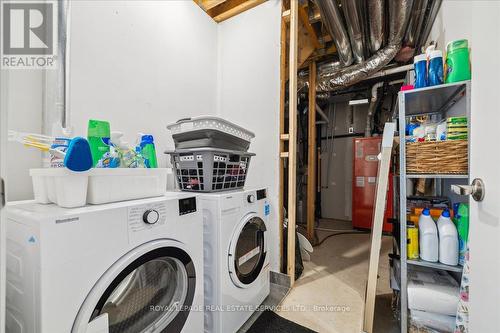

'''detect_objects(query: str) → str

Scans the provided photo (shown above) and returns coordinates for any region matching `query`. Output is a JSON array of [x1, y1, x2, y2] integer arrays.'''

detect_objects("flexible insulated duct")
[[396, 0, 428, 62], [416, 0, 443, 52], [397, 0, 443, 62], [317, 0, 413, 92], [341, 0, 366, 63], [404, 0, 429, 47], [367, 0, 385, 54], [316, 0, 353, 66]]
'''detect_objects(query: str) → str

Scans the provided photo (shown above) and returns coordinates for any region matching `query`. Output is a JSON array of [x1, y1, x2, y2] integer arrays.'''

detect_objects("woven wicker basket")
[[406, 140, 468, 174]]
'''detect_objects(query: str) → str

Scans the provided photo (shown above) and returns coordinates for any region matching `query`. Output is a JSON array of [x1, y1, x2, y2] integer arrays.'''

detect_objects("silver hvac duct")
[[316, 0, 353, 66], [396, 0, 443, 62], [367, 0, 385, 53], [416, 0, 443, 52], [341, 0, 366, 63], [395, 0, 428, 62], [317, 0, 413, 92], [404, 0, 429, 47]]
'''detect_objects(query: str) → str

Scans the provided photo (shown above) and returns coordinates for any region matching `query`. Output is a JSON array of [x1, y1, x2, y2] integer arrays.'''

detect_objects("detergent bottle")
[[418, 208, 438, 262], [437, 209, 459, 266], [139, 134, 158, 168]]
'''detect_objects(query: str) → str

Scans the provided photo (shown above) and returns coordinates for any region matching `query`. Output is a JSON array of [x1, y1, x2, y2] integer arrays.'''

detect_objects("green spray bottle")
[[87, 120, 110, 167]]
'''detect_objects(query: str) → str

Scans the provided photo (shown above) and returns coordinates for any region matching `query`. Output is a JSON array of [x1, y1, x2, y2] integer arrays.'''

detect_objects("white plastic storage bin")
[[30, 168, 89, 208], [87, 168, 167, 204]]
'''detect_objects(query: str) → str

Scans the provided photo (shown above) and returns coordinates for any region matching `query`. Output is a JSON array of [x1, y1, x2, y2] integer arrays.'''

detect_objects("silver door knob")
[[451, 178, 485, 202]]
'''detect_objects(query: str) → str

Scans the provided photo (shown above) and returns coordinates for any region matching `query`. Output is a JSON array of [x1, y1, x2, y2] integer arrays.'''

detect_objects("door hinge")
[[1, 177, 5, 208]]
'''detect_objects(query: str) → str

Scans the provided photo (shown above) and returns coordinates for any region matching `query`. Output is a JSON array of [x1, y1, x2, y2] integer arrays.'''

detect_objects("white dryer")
[[4, 193, 203, 333], [200, 188, 270, 333]]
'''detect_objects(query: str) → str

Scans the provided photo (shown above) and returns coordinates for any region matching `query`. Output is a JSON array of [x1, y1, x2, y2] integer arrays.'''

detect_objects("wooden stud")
[[280, 134, 290, 140], [287, 0, 298, 285], [207, 0, 267, 23], [306, 61, 317, 241], [278, 10, 287, 273], [363, 123, 395, 333], [280, 152, 289, 158]]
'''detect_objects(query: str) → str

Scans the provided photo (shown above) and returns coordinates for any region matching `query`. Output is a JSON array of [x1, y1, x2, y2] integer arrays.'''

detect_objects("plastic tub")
[[30, 168, 89, 208], [167, 116, 255, 151], [87, 168, 167, 204]]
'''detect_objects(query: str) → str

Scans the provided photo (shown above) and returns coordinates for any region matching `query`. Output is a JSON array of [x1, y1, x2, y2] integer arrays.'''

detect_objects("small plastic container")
[[167, 116, 255, 151], [87, 168, 167, 204], [30, 168, 89, 208]]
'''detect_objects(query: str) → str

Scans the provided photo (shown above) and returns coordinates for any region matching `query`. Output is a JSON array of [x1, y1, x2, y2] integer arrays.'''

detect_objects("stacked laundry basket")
[[166, 116, 255, 192]]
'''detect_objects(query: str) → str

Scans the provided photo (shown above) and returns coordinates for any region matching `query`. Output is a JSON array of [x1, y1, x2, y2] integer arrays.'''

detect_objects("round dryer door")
[[79, 246, 197, 333], [228, 214, 267, 287]]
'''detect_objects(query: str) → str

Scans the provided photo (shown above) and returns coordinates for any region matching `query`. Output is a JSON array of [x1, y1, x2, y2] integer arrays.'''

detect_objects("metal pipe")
[[367, 0, 385, 53], [366, 64, 413, 80], [365, 82, 384, 137], [316, 0, 413, 92], [315, 0, 353, 66], [365, 79, 406, 137], [341, 0, 366, 63], [57, 0, 70, 130]]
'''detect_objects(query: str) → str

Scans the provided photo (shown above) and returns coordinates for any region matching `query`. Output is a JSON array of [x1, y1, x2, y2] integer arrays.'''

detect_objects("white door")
[[0, 71, 8, 333], [469, 3, 500, 332]]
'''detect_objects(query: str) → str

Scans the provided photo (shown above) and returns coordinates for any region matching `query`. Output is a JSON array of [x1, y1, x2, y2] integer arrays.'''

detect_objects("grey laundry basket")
[[165, 148, 255, 192], [167, 116, 255, 151]]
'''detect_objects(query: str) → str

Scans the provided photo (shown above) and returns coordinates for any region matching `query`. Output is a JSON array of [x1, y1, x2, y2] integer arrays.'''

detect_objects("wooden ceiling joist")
[[197, 0, 227, 11], [196, 0, 267, 23]]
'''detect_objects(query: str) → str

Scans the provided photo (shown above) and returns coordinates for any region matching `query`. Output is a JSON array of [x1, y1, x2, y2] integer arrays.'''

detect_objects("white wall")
[[428, 1, 472, 50], [217, 0, 282, 271], [68, 0, 218, 165], [3, 71, 44, 201]]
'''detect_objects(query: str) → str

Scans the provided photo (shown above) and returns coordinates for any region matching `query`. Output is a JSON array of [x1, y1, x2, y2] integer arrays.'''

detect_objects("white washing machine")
[[4, 192, 203, 333], [200, 188, 270, 333]]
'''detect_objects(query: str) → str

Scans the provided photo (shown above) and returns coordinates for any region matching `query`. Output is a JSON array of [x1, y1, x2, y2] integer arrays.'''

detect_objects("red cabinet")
[[352, 137, 393, 232]]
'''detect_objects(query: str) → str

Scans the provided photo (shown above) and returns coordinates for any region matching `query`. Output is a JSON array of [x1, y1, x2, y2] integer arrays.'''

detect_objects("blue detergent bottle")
[[428, 50, 444, 86], [414, 53, 428, 88]]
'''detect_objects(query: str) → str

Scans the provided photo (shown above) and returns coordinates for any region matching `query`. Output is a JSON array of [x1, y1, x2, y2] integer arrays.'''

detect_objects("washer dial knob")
[[247, 194, 256, 203], [143, 209, 160, 224]]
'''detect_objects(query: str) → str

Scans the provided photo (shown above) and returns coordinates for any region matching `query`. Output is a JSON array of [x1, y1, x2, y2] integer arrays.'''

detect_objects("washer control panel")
[[179, 197, 197, 215], [128, 202, 167, 233], [247, 194, 256, 203], [143, 209, 160, 224]]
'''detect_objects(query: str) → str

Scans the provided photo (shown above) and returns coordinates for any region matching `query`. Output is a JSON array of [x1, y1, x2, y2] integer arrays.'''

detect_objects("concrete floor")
[[276, 219, 399, 333]]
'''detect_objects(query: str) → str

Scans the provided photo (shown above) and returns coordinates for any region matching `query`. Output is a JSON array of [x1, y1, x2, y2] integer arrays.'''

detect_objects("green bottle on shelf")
[[445, 39, 471, 83], [139, 134, 158, 168], [87, 119, 110, 167]]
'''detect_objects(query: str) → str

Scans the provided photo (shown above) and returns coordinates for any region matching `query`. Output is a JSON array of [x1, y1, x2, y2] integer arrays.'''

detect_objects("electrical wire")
[[313, 230, 370, 247]]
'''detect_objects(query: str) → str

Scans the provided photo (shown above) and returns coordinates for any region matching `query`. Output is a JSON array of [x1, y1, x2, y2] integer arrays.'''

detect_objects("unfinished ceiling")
[[194, 0, 267, 23]]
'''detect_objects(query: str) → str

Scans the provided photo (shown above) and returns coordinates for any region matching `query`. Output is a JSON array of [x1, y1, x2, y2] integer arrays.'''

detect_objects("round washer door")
[[73, 241, 197, 333], [228, 214, 267, 288]]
